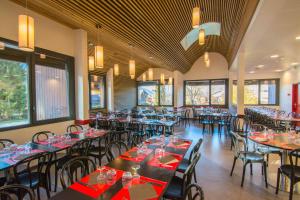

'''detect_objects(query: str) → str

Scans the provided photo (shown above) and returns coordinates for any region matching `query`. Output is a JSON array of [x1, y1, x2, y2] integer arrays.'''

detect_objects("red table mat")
[[147, 152, 183, 170], [111, 176, 167, 200], [167, 139, 192, 149], [69, 166, 124, 199], [50, 138, 79, 149], [71, 130, 107, 138], [119, 147, 153, 163]]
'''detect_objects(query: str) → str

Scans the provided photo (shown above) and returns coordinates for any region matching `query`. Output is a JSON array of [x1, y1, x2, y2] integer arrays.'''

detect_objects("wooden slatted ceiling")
[[11, 0, 259, 76]]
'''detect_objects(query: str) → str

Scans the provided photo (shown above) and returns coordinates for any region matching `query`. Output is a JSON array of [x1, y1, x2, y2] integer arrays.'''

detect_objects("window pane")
[[138, 82, 158, 106], [244, 80, 259, 105], [160, 84, 173, 105], [211, 80, 226, 105], [90, 75, 105, 109], [260, 80, 276, 104], [35, 65, 70, 120], [0, 58, 29, 128], [232, 81, 237, 105], [185, 81, 209, 105]]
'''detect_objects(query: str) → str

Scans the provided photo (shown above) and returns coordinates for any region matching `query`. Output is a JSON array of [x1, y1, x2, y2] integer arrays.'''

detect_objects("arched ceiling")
[[11, 0, 259, 76]]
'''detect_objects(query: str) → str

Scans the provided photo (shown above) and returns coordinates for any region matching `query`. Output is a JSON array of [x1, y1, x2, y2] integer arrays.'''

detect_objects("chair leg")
[[250, 163, 253, 175], [54, 164, 58, 192], [193, 168, 197, 183], [289, 178, 294, 200], [276, 169, 280, 194], [230, 157, 237, 176], [263, 162, 268, 188], [241, 162, 248, 187]]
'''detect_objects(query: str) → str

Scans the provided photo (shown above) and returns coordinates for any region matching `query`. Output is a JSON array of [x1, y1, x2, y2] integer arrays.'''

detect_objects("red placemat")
[[71, 130, 107, 138], [111, 176, 167, 200], [51, 138, 79, 149], [147, 152, 183, 170], [167, 139, 192, 149], [119, 147, 153, 162], [2, 149, 45, 165], [69, 166, 124, 198]]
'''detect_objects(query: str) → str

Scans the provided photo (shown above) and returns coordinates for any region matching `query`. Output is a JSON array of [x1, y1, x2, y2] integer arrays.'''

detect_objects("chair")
[[13, 152, 52, 200], [177, 139, 203, 183], [88, 133, 111, 166], [32, 131, 54, 143], [230, 131, 268, 187], [184, 183, 204, 200], [60, 156, 96, 190], [276, 148, 300, 200], [199, 114, 214, 134], [109, 119, 128, 141], [230, 115, 250, 150], [0, 184, 35, 200], [217, 114, 232, 136], [0, 139, 14, 149], [66, 124, 83, 133], [163, 153, 201, 200], [107, 141, 128, 162], [97, 119, 110, 130]]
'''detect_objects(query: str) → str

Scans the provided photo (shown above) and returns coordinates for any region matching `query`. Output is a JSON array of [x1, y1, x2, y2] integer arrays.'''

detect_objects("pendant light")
[[204, 51, 209, 62], [114, 64, 119, 76], [18, 0, 34, 52], [129, 44, 135, 79], [95, 24, 103, 68], [168, 77, 173, 85], [142, 73, 147, 82], [192, 7, 200, 28], [0, 42, 5, 50], [88, 56, 95, 71], [160, 73, 165, 85], [148, 68, 153, 81], [199, 28, 205, 45]]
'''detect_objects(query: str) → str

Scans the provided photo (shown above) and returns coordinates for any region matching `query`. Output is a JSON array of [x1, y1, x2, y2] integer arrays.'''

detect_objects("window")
[[232, 79, 279, 105], [0, 57, 30, 128], [137, 81, 173, 106], [0, 38, 75, 131], [184, 79, 228, 106], [89, 75, 106, 109]]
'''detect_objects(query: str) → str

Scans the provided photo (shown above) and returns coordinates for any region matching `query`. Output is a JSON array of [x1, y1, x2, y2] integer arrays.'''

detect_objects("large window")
[[184, 79, 228, 106], [232, 79, 279, 105], [89, 75, 106, 109], [137, 81, 173, 106], [0, 39, 75, 131]]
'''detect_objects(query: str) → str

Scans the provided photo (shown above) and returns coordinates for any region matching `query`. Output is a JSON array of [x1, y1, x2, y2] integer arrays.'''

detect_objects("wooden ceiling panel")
[[10, 0, 259, 73]]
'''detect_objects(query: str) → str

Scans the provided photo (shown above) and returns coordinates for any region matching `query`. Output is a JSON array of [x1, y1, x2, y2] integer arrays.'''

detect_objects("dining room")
[[0, 0, 300, 200]]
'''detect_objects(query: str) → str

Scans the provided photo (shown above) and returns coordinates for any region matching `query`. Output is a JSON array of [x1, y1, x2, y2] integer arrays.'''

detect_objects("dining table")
[[50, 133, 196, 200], [248, 132, 300, 194]]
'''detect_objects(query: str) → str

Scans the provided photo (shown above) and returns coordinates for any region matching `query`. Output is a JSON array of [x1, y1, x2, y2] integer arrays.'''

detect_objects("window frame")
[[88, 73, 107, 110], [232, 78, 280, 106], [136, 79, 174, 107], [0, 37, 75, 132], [183, 79, 229, 107]]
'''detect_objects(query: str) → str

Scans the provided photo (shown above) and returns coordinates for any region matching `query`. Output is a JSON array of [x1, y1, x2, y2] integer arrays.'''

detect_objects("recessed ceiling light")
[[275, 69, 283, 72], [296, 36, 300, 40], [270, 54, 279, 58], [249, 71, 255, 74], [256, 64, 264, 69]]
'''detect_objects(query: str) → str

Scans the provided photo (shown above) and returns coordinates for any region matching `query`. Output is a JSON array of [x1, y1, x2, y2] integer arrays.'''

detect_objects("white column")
[[237, 53, 245, 115], [106, 68, 114, 111], [74, 29, 89, 120], [173, 70, 184, 108]]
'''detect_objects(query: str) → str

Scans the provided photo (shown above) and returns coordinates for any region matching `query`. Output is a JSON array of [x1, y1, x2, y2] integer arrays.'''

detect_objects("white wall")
[[0, 0, 77, 143]]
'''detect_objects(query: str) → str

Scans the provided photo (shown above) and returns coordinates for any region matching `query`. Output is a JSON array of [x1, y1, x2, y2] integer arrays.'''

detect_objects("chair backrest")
[[69, 139, 92, 156], [289, 148, 300, 176], [231, 131, 247, 157], [66, 124, 83, 133], [107, 141, 128, 161], [109, 119, 125, 131], [0, 184, 35, 200], [98, 119, 110, 130], [184, 183, 204, 200], [232, 115, 249, 133], [60, 156, 96, 190], [0, 139, 14, 150], [13, 152, 51, 188], [188, 139, 203, 163], [250, 124, 266, 132], [182, 153, 201, 196], [32, 131, 54, 143], [128, 121, 142, 132]]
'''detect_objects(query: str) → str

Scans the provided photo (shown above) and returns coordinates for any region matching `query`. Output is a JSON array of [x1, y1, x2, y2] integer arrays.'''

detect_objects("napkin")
[[128, 183, 157, 200], [158, 155, 178, 165]]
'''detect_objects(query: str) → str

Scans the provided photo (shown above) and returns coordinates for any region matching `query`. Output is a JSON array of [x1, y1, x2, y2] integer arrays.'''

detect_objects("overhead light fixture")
[[296, 36, 300, 40], [114, 64, 119, 76], [204, 51, 209, 62], [275, 69, 283, 72], [198, 29, 205, 45], [18, 13, 34, 52], [148, 68, 153, 81], [40, 54, 46, 59], [256, 64, 264, 69], [270, 54, 279, 58], [291, 62, 299, 66], [168, 77, 173, 85], [142, 73, 146, 82], [249, 71, 255, 74], [160, 73, 165, 84], [129, 60, 135, 79], [0, 42, 5, 50], [205, 59, 210, 68], [95, 24, 103, 68], [192, 7, 200, 29], [88, 56, 95, 71]]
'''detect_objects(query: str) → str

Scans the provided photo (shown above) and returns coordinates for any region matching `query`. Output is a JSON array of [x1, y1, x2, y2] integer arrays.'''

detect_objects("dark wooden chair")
[[107, 141, 128, 162], [66, 124, 83, 133], [184, 183, 204, 200], [31, 131, 54, 143], [0, 184, 36, 200]]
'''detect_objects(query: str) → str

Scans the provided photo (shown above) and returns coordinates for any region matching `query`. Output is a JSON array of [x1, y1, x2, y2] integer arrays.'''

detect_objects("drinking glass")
[[131, 164, 140, 179]]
